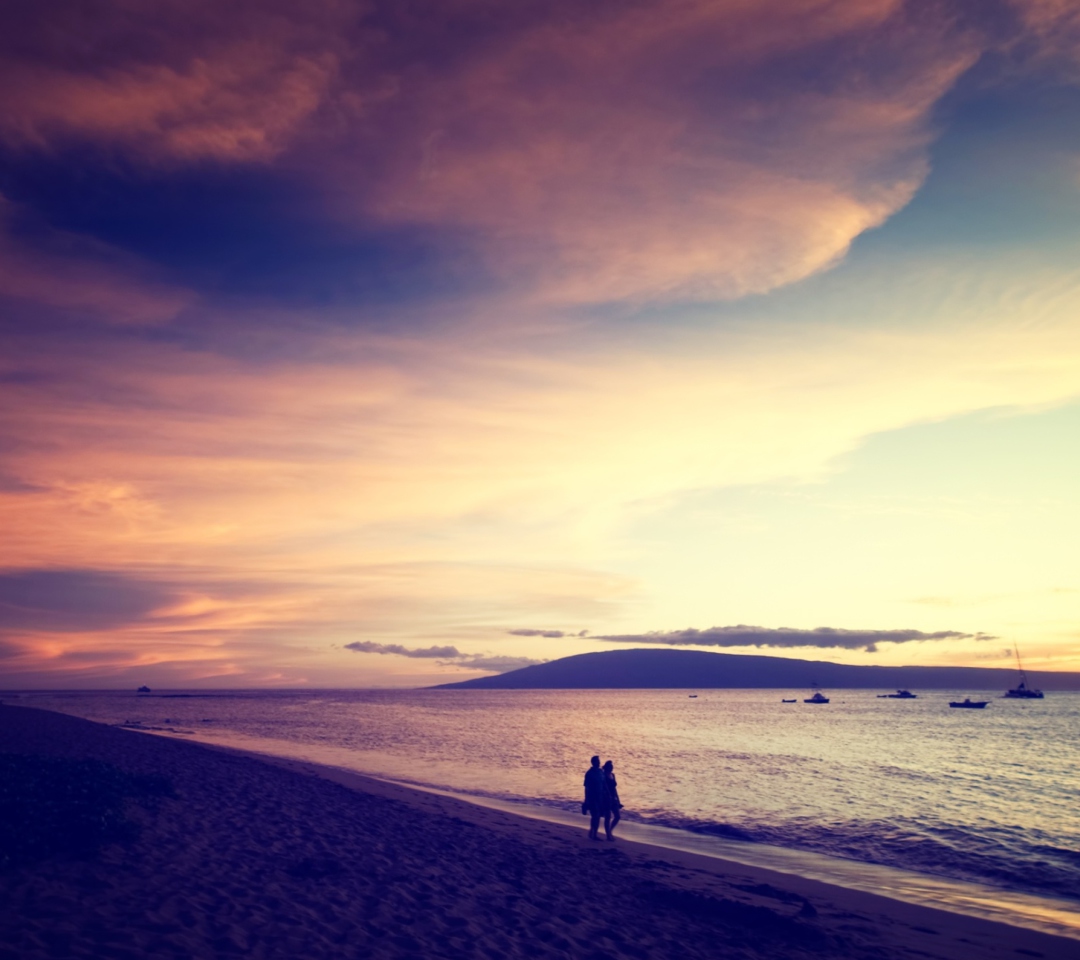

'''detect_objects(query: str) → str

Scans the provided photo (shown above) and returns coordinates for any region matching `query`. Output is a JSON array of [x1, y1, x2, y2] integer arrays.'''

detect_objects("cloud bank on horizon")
[[344, 641, 542, 674], [1, 1, 1079, 686], [594, 625, 995, 654]]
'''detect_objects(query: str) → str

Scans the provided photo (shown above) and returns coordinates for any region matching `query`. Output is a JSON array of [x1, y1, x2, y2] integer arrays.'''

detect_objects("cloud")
[[1, 262, 1079, 682], [508, 628, 567, 638], [344, 640, 544, 673], [595, 625, 995, 654], [344, 640, 461, 659], [1, 0, 1073, 315], [0, 565, 317, 683], [1, 3, 1079, 687], [1010, 0, 1080, 79], [351, 0, 979, 304], [0, 568, 178, 634], [0, 0, 350, 164], [0, 0, 987, 308]]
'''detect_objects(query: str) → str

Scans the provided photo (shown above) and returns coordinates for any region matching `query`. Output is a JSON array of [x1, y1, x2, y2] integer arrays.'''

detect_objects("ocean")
[[8, 687, 1079, 932]]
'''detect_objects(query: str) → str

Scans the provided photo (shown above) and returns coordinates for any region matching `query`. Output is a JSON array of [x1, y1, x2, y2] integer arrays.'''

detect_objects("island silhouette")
[[432, 648, 1080, 690]]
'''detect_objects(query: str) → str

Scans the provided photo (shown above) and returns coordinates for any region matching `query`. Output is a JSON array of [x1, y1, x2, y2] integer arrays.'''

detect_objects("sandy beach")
[[1, 704, 1075, 960]]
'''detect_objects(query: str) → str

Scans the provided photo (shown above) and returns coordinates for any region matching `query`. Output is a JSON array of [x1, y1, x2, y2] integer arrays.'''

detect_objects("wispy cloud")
[[0, 0, 988, 307], [1010, 0, 1080, 79], [596, 625, 995, 654], [352, 0, 979, 304], [0, 0, 348, 164], [0, 569, 176, 634], [344, 641, 461, 659], [344, 640, 542, 673], [1, 2, 1079, 686]]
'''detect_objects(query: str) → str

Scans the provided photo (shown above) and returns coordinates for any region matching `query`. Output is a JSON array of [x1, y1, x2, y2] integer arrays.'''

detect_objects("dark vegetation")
[[0, 754, 173, 868]]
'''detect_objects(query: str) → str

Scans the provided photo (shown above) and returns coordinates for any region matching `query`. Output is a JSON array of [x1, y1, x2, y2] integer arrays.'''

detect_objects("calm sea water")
[[8, 688, 1079, 907]]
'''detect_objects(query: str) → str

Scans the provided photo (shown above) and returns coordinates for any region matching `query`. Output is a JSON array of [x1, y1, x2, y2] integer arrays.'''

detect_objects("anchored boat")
[[1004, 641, 1044, 699], [950, 698, 988, 709]]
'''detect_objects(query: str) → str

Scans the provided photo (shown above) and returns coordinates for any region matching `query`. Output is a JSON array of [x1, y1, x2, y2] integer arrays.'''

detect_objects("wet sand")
[[1, 703, 1075, 960]]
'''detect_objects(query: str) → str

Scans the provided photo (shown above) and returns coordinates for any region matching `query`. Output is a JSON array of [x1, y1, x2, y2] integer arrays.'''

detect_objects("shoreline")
[[195, 736, 1080, 942], [126, 721, 1080, 942], [3, 703, 1078, 960]]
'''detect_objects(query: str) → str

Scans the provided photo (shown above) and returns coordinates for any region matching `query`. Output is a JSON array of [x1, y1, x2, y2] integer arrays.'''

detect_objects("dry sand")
[[1, 703, 1075, 960]]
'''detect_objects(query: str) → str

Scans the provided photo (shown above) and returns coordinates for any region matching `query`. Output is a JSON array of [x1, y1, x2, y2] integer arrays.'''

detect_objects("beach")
[[1, 704, 1075, 960]]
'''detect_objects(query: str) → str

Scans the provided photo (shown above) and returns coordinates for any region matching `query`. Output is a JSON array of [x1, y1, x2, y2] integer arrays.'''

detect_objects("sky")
[[1, 0, 1078, 688]]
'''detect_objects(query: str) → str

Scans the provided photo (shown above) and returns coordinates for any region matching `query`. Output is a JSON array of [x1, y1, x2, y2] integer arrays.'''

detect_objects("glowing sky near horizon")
[[1, 0, 1078, 688]]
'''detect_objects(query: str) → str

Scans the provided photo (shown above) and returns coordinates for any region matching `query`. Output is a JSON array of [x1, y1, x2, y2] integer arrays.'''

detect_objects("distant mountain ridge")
[[432, 648, 1080, 690]]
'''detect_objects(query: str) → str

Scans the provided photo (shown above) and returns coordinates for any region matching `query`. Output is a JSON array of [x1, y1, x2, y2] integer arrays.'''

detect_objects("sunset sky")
[[1, 0, 1078, 688]]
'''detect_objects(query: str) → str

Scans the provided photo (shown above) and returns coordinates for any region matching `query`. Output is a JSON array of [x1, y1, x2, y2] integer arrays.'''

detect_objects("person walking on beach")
[[582, 755, 611, 841], [603, 759, 622, 839]]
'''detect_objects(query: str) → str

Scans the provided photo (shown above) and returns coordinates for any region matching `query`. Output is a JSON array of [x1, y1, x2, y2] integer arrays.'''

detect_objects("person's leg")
[[603, 811, 613, 840], [589, 812, 600, 839], [609, 807, 621, 836]]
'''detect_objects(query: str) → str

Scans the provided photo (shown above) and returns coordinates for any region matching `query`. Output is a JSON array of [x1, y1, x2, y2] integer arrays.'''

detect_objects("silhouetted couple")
[[582, 756, 623, 841]]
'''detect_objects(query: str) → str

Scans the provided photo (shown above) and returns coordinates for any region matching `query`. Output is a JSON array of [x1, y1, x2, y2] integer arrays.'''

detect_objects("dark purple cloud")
[[596, 625, 995, 654], [0, 0, 1013, 320], [0, 569, 177, 633], [344, 640, 543, 673], [344, 640, 461, 659]]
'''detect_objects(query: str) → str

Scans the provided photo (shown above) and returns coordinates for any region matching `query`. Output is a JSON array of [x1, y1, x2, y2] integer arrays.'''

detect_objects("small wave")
[[624, 811, 1080, 903], [388, 777, 1080, 903]]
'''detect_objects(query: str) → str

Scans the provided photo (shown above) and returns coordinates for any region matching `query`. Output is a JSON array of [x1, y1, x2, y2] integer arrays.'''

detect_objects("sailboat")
[[1003, 641, 1043, 699]]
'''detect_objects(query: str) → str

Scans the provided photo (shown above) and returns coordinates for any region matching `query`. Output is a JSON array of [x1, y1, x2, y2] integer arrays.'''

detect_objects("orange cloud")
[[0, 0, 982, 305], [355, 0, 977, 302], [1012, 0, 1080, 74], [3, 2, 1079, 686], [0, 0, 354, 164], [2, 54, 335, 164], [3, 257, 1080, 610]]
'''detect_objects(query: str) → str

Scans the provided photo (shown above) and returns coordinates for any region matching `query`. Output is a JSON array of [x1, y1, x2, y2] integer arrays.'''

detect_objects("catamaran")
[[1004, 641, 1044, 699]]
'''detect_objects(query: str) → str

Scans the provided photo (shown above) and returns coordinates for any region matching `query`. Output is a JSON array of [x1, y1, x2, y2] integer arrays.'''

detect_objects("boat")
[[1003, 641, 1044, 699], [137, 685, 151, 693], [949, 698, 988, 709], [688, 694, 698, 698], [781, 698, 796, 703], [877, 690, 917, 699], [803, 691, 829, 704]]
